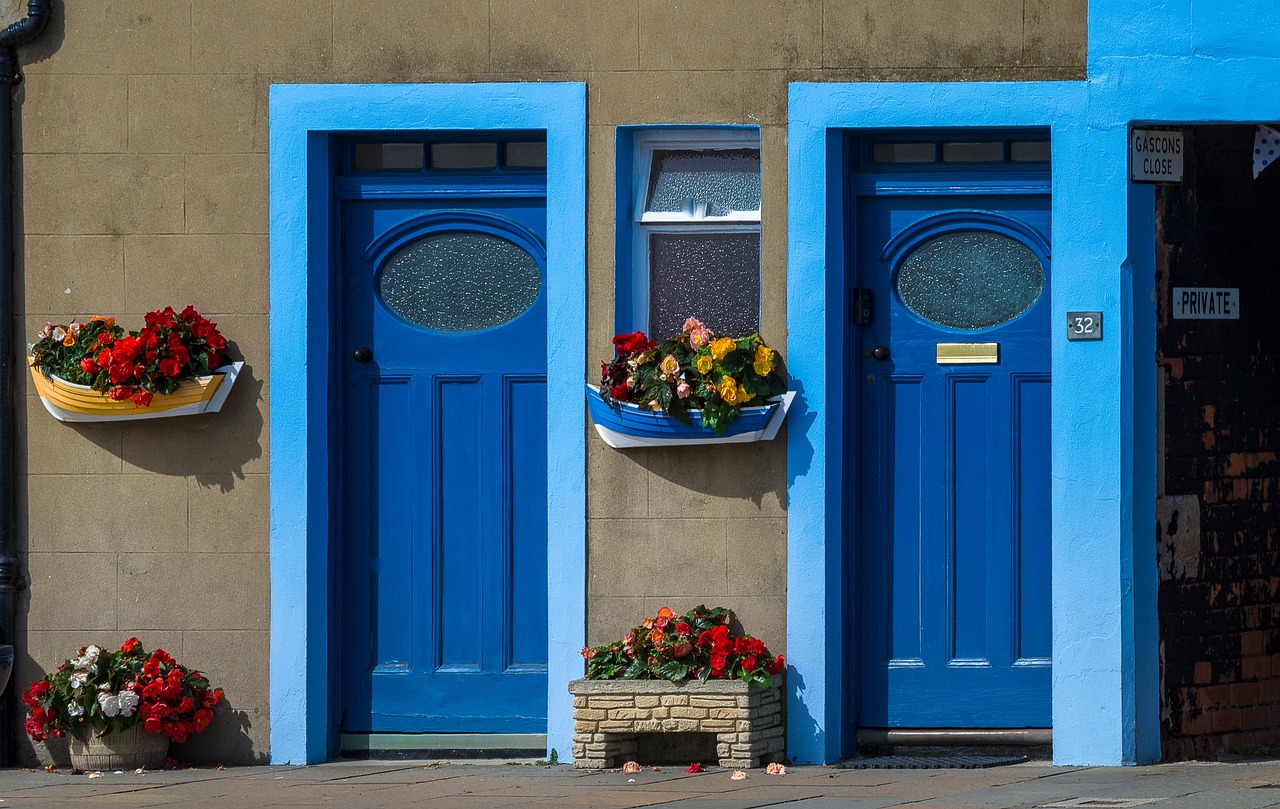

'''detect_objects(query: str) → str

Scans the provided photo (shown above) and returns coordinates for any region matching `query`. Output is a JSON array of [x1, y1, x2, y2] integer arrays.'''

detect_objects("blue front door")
[[338, 179, 548, 733], [855, 187, 1052, 728]]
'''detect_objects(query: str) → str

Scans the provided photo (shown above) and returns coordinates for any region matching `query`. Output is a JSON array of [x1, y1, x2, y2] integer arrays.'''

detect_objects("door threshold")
[[857, 728, 1052, 746], [340, 733, 547, 761]]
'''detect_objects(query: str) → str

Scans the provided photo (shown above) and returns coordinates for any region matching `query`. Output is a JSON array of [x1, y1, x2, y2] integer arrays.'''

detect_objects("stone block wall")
[[1156, 126, 1280, 759], [569, 677, 783, 769], [3, 0, 1086, 763]]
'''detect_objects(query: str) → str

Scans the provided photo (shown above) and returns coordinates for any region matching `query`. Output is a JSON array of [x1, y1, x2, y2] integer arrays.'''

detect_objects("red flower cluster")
[[582, 605, 785, 689], [22, 681, 58, 742], [29, 306, 229, 409], [612, 331, 654, 355], [21, 637, 223, 747], [135, 648, 225, 744]]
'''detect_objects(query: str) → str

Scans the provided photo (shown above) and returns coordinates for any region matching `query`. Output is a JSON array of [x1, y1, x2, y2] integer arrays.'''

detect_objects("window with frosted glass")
[[895, 231, 1045, 330], [377, 232, 541, 332], [648, 233, 760, 338], [631, 131, 762, 337], [645, 149, 761, 217]]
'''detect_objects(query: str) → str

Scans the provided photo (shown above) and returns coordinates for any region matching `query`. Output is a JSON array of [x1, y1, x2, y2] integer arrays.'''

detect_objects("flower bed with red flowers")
[[29, 306, 229, 408], [582, 605, 785, 689], [22, 638, 223, 745]]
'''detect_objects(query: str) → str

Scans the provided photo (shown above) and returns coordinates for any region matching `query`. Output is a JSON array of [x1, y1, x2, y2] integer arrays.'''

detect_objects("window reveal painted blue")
[[269, 83, 586, 765], [613, 125, 760, 336]]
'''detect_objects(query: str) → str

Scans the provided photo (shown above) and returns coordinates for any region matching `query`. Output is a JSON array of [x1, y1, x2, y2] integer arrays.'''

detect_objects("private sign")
[[1131, 129, 1184, 182]]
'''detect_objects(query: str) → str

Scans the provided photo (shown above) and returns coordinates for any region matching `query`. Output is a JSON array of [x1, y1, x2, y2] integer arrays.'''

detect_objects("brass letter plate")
[[936, 342, 999, 365]]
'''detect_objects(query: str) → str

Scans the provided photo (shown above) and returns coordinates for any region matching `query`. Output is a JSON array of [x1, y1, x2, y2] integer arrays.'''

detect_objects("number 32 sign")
[[1066, 311, 1102, 341]]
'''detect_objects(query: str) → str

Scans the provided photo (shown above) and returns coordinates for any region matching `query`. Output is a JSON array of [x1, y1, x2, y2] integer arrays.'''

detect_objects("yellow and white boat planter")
[[30, 362, 243, 423]]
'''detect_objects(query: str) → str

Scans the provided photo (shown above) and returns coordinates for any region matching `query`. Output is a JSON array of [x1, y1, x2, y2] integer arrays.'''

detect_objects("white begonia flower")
[[52, 326, 66, 342], [97, 693, 120, 717], [67, 702, 84, 718], [116, 691, 139, 717], [69, 671, 89, 689]]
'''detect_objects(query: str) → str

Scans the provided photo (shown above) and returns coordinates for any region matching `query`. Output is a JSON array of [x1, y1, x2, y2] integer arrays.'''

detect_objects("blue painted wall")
[[268, 83, 586, 764], [787, 0, 1280, 765]]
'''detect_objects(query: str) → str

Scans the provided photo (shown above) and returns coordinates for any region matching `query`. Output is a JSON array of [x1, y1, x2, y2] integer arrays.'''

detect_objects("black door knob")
[[871, 345, 890, 361], [352, 347, 373, 363]]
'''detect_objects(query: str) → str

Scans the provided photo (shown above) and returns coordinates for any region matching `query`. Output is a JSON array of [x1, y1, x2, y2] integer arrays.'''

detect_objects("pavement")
[[2, 758, 1280, 808]]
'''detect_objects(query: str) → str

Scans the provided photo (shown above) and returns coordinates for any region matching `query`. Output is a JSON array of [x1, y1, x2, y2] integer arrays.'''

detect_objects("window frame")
[[628, 128, 762, 335]]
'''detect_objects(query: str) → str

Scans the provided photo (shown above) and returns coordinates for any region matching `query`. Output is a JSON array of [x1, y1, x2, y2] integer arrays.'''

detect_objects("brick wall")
[[1157, 126, 1280, 759]]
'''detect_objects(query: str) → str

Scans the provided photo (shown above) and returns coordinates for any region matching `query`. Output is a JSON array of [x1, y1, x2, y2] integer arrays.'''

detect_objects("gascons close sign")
[[1131, 129, 1184, 182]]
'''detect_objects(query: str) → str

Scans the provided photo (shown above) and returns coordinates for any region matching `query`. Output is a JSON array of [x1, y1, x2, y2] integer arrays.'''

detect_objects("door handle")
[[352, 347, 373, 363], [871, 345, 890, 361]]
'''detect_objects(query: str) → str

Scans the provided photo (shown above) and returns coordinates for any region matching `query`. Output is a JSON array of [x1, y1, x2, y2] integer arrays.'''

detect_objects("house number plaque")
[[1066, 311, 1103, 341]]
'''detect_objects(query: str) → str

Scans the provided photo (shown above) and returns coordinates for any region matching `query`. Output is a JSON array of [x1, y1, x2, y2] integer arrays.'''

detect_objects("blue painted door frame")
[[851, 176, 1053, 730], [269, 83, 586, 765], [785, 80, 1163, 767]]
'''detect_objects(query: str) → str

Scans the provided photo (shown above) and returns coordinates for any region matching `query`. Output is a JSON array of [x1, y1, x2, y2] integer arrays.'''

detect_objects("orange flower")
[[61, 331, 75, 346]]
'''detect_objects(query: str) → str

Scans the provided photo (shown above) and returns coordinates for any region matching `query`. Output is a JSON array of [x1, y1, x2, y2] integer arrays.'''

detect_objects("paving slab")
[[2, 759, 1280, 808]]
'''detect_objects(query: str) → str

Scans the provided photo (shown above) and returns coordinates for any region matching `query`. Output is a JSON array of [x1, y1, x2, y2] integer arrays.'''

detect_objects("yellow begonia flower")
[[738, 387, 755, 403], [696, 355, 713, 375], [710, 337, 735, 362], [719, 376, 741, 404], [753, 345, 775, 376]]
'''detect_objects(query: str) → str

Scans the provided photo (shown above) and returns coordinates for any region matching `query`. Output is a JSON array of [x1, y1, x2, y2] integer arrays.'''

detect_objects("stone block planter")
[[569, 676, 783, 769]]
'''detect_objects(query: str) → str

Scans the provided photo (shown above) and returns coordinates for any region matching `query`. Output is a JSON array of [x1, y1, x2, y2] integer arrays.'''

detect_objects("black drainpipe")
[[0, 0, 50, 767]]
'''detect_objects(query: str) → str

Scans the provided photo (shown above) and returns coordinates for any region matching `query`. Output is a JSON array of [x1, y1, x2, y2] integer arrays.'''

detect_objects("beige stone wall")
[[5, 0, 1085, 764]]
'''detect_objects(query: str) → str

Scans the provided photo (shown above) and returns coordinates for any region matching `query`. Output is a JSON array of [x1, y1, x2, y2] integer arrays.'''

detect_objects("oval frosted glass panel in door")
[[377, 232, 542, 332], [896, 231, 1045, 330]]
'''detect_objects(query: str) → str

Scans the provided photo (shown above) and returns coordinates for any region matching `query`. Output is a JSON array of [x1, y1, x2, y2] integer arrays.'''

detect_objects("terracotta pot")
[[68, 724, 168, 771]]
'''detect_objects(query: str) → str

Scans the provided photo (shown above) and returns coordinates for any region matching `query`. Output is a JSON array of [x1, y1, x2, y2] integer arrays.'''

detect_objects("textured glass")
[[430, 143, 498, 169], [648, 233, 760, 337], [378, 233, 541, 332], [646, 149, 761, 217], [896, 232, 1044, 330], [354, 143, 423, 171]]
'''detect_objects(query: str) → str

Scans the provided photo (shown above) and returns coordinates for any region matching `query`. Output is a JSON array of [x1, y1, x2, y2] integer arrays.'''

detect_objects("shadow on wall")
[[784, 664, 823, 764], [635, 436, 789, 512], [783, 375, 815, 488], [50, 361, 265, 494], [172, 697, 267, 766], [8, 0, 64, 72]]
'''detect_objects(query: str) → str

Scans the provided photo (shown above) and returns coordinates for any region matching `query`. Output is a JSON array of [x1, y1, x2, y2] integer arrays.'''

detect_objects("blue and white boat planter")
[[586, 384, 795, 449]]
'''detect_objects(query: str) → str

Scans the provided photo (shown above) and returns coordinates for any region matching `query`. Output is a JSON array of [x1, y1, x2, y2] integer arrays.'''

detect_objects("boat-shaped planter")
[[30, 362, 244, 423], [586, 383, 795, 449]]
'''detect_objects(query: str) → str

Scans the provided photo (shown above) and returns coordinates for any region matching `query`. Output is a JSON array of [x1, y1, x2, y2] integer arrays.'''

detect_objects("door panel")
[[856, 191, 1051, 728], [339, 190, 548, 734]]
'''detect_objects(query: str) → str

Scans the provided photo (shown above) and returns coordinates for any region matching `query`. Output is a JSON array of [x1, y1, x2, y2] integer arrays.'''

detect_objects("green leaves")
[[580, 605, 781, 688], [598, 325, 785, 436]]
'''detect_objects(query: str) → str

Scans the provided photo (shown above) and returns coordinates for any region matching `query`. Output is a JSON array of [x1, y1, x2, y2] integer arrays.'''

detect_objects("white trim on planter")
[[586, 385, 794, 448], [32, 362, 244, 423]]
